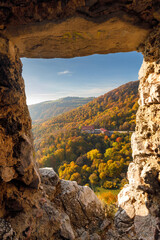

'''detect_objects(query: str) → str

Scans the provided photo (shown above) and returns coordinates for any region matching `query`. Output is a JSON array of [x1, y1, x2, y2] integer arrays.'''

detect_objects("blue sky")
[[22, 52, 143, 105]]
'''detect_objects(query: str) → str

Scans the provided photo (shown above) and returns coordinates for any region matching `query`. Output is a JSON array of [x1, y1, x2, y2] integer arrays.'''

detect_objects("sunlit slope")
[[29, 96, 94, 122], [33, 80, 139, 147]]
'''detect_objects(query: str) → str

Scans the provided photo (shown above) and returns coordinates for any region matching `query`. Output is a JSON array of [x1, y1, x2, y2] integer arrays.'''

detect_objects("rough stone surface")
[[0, 1, 159, 58], [116, 25, 160, 240], [0, 218, 17, 240], [39, 167, 59, 186], [3, 168, 107, 239], [58, 179, 104, 231], [0, 36, 40, 191]]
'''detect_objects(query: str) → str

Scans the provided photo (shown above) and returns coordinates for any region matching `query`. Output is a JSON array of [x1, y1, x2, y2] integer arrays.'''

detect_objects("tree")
[[89, 173, 99, 186], [99, 172, 106, 180], [116, 137, 122, 143], [54, 148, 65, 162], [70, 172, 82, 185], [87, 149, 102, 161], [76, 154, 88, 166], [108, 161, 122, 178], [104, 148, 114, 160], [103, 181, 114, 189]]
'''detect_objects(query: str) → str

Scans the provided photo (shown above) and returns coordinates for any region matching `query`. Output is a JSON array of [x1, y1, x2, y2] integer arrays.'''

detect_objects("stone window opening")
[[0, 1, 159, 238]]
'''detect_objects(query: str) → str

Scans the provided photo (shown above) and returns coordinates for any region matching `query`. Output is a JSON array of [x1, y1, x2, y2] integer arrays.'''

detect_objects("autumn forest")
[[32, 81, 139, 196]]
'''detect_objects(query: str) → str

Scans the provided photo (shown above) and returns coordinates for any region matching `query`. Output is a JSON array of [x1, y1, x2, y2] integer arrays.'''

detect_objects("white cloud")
[[57, 70, 72, 75]]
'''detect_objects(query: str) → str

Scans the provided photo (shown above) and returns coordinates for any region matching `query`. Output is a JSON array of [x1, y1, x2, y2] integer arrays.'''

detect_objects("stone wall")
[[0, 35, 108, 240], [1, 0, 159, 58], [116, 26, 160, 240], [0, 36, 40, 191], [0, 168, 107, 239], [0, 1, 159, 239]]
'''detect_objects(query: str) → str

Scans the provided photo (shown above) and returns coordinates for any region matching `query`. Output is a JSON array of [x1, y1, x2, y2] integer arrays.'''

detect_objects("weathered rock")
[[1, 167, 16, 183], [90, 233, 101, 240], [0, 1, 159, 58], [0, 36, 40, 189], [116, 25, 160, 240], [57, 179, 105, 232], [39, 167, 59, 201], [0, 218, 17, 240], [59, 213, 75, 240], [2, 169, 107, 239], [39, 167, 59, 186], [100, 218, 111, 231], [79, 231, 90, 240]]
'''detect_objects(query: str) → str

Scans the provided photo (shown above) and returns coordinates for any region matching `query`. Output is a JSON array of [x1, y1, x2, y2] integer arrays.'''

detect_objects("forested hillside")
[[33, 81, 139, 190], [33, 81, 139, 140], [29, 96, 94, 122]]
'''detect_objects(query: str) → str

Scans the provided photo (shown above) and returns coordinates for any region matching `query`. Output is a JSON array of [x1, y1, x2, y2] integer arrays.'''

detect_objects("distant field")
[[95, 187, 120, 196]]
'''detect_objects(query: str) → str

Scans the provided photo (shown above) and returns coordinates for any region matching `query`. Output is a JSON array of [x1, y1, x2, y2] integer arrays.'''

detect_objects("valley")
[[31, 81, 139, 204]]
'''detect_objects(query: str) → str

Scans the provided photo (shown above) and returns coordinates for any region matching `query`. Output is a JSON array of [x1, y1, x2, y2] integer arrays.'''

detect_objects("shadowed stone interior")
[[0, 0, 159, 58], [0, 0, 159, 239]]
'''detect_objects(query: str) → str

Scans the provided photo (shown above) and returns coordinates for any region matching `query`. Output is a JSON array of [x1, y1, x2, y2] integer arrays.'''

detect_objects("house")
[[81, 126, 111, 136], [94, 129, 101, 134], [100, 128, 110, 136], [81, 125, 95, 134]]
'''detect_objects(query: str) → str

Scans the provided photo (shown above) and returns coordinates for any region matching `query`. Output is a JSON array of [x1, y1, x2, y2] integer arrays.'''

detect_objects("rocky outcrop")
[[0, 34, 108, 239], [0, 36, 40, 192], [40, 168, 106, 239], [0, 218, 17, 240], [0, 167, 108, 239], [0, 1, 159, 58], [115, 26, 160, 240]]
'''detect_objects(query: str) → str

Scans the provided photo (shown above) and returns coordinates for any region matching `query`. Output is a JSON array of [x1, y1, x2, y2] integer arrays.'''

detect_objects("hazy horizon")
[[27, 96, 95, 106], [27, 80, 138, 106], [22, 52, 143, 105]]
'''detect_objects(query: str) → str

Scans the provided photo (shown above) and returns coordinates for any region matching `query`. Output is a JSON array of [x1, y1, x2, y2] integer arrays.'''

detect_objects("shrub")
[[98, 192, 117, 205], [103, 181, 117, 189], [97, 192, 118, 219]]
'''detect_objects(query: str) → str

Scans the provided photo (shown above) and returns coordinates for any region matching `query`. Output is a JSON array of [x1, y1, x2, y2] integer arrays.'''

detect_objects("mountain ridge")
[[29, 96, 94, 123], [33, 80, 139, 148]]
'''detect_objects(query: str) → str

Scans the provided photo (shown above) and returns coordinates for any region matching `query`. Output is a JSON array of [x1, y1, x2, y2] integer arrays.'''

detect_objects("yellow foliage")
[[98, 192, 117, 205]]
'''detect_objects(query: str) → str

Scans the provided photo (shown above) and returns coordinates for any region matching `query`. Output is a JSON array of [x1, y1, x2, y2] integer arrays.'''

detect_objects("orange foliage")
[[98, 192, 117, 205], [116, 137, 122, 142]]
